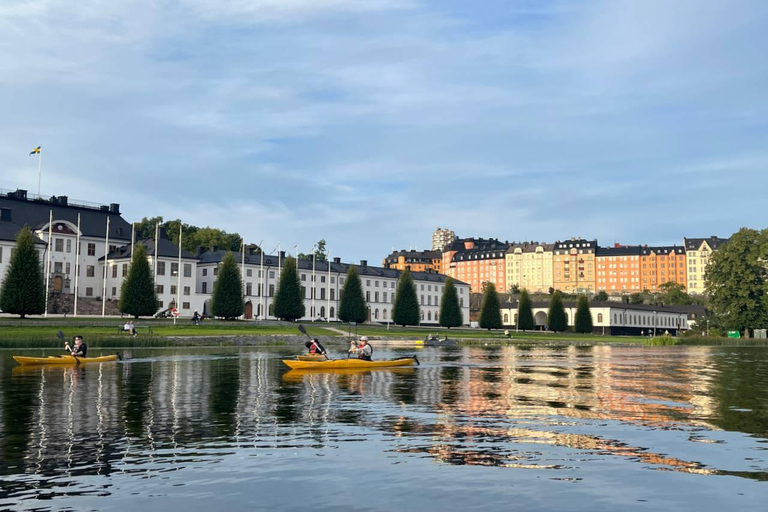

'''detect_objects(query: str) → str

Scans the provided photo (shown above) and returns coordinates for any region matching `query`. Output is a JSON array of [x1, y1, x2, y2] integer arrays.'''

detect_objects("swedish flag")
[[29, 146, 41, 155]]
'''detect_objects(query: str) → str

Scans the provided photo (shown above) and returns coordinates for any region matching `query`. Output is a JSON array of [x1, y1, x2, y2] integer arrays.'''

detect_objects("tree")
[[0, 226, 45, 318], [594, 290, 609, 302], [132, 216, 247, 253], [706, 228, 767, 334], [439, 277, 463, 328], [656, 282, 693, 305], [211, 252, 245, 320], [338, 265, 366, 323], [298, 239, 327, 262], [478, 282, 502, 330], [273, 256, 305, 321], [508, 283, 520, 295], [574, 294, 593, 333], [517, 289, 535, 330], [547, 290, 568, 332], [393, 269, 420, 326], [118, 244, 159, 318]]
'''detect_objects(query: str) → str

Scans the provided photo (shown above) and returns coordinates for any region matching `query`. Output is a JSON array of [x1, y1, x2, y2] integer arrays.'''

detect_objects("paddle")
[[298, 325, 329, 360], [59, 331, 80, 365]]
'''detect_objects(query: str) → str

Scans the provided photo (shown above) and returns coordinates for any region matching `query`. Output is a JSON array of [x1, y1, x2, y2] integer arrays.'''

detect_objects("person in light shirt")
[[349, 336, 373, 361]]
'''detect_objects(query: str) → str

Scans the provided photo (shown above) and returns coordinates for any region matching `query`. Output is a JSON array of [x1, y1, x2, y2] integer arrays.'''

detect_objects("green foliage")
[[0, 226, 45, 318], [517, 289, 535, 330], [594, 290, 609, 302], [273, 257, 305, 321], [478, 282, 502, 330], [338, 265, 366, 323], [547, 290, 568, 332], [439, 277, 463, 328], [706, 228, 766, 333], [393, 269, 420, 326], [211, 252, 245, 320], [508, 283, 520, 295], [298, 239, 327, 262], [133, 216, 248, 253], [118, 244, 159, 318], [628, 291, 650, 304], [574, 294, 593, 333], [657, 282, 694, 305]]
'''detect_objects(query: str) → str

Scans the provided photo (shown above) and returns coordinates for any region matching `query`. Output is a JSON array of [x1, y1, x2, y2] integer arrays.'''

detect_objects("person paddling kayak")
[[349, 336, 373, 361], [305, 338, 327, 356], [64, 336, 87, 358]]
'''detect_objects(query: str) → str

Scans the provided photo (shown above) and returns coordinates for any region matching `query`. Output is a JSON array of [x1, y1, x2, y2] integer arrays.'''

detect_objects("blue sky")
[[1, 0, 767, 261]]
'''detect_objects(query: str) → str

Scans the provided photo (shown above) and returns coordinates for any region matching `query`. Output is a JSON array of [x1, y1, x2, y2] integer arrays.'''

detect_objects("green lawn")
[[351, 325, 650, 343]]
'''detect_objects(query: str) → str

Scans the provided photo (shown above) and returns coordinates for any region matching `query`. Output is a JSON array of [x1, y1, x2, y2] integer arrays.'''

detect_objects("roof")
[[0, 221, 47, 245], [384, 249, 441, 263], [553, 239, 597, 251], [507, 242, 555, 254], [102, 237, 197, 261], [597, 246, 642, 257], [640, 246, 685, 256], [684, 237, 729, 251], [500, 299, 694, 314], [0, 189, 131, 241]]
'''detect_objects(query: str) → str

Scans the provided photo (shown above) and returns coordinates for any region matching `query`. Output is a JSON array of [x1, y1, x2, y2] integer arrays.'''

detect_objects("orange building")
[[442, 238, 508, 293], [383, 249, 442, 273], [640, 246, 686, 292], [553, 239, 597, 293], [595, 245, 642, 294]]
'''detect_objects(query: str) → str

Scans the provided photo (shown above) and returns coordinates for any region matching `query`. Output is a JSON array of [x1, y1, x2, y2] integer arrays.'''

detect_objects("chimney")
[[135, 229, 143, 240], [360, 260, 367, 267], [196, 246, 206, 257], [333, 257, 341, 264], [159, 227, 168, 239], [279, 251, 286, 259], [248, 246, 255, 255], [212, 245, 219, 253], [110, 203, 120, 214], [59, 196, 68, 206], [14, 189, 27, 200], [0, 208, 10, 222], [100, 205, 109, 211]]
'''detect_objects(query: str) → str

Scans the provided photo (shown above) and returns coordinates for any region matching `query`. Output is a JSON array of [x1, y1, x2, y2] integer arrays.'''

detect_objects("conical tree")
[[393, 269, 420, 326], [119, 243, 159, 318], [0, 226, 45, 318], [273, 256, 304, 321], [478, 282, 502, 330], [338, 265, 366, 323], [547, 290, 568, 332], [211, 251, 245, 320], [574, 294, 593, 333], [439, 277, 462, 328], [517, 288, 535, 330]]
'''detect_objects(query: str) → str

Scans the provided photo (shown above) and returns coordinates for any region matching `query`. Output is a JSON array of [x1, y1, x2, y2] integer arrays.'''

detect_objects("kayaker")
[[305, 338, 327, 356], [349, 336, 373, 361], [64, 336, 88, 357]]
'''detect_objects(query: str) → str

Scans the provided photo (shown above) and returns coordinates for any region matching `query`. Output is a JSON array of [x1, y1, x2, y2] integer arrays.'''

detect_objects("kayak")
[[282, 357, 418, 370], [13, 354, 119, 366], [296, 354, 328, 361], [282, 367, 415, 381], [423, 338, 459, 347]]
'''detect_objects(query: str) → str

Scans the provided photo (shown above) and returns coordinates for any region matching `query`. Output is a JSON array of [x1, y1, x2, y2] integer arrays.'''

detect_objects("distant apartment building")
[[595, 245, 642, 294], [684, 236, 728, 294], [640, 246, 686, 292], [442, 238, 509, 293], [505, 242, 554, 293], [553, 238, 597, 293], [432, 227, 457, 252], [382, 249, 442, 273]]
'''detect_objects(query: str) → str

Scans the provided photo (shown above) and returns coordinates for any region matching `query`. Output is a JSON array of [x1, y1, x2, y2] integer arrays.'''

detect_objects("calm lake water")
[[0, 345, 766, 511]]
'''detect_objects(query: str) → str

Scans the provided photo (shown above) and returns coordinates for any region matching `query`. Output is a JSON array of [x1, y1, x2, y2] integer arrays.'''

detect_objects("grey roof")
[[553, 239, 597, 251], [640, 246, 685, 256], [597, 246, 642, 256], [102, 237, 197, 261], [500, 299, 693, 314], [0, 220, 47, 245], [684, 236, 729, 251], [384, 249, 441, 264], [507, 242, 554, 253], [0, 190, 131, 241]]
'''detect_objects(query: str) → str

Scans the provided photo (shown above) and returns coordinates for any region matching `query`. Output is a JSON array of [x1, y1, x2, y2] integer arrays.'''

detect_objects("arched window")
[[383, 309, 387, 320], [421, 310, 424, 320], [597, 313, 603, 323], [268, 304, 274, 317], [513, 314, 517, 324], [375, 308, 379, 319], [320, 306, 325, 318], [330, 306, 335, 318], [257, 304, 261, 317], [504, 313, 509, 323], [435, 312, 438, 322], [428, 311, 432, 321]]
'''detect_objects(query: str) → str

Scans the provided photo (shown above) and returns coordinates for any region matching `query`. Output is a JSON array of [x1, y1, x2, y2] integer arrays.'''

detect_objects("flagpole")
[[311, 245, 316, 321], [131, 223, 135, 259], [259, 240, 264, 321], [153, 224, 159, 286], [37, 150, 42, 197], [101, 217, 110, 317], [73, 213, 81, 317], [175, 224, 182, 325], [241, 239, 246, 320], [44, 210, 53, 317], [327, 249, 331, 323]]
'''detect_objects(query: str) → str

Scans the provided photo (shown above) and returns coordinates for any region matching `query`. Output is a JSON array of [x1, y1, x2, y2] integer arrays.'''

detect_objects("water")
[[0, 345, 766, 511]]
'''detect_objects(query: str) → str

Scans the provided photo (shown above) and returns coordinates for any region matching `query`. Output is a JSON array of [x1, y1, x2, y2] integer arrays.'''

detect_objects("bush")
[[479, 282, 502, 330]]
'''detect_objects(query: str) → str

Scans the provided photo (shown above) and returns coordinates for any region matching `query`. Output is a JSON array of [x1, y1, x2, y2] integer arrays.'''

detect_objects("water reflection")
[[0, 346, 767, 510]]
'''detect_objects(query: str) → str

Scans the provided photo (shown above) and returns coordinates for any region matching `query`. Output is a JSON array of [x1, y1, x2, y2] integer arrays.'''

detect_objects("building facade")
[[553, 239, 597, 293], [684, 237, 728, 294], [505, 242, 554, 293], [432, 227, 457, 252], [595, 245, 642, 294], [640, 246, 686, 292], [442, 238, 509, 293], [382, 249, 442, 274]]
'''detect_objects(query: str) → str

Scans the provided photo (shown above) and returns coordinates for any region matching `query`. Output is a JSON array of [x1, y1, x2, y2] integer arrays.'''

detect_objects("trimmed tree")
[[393, 268, 420, 326], [574, 294, 593, 333], [211, 251, 245, 320], [273, 256, 305, 321], [594, 290, 609, 301], [478, 282, 502, 330], [118, 243, 159, 318], [0, 226, 45, 318], [547, 290, 567, 332], [338, 265, 366, 324], [517, 288, 535, 330], [439, 277, 463, 328]]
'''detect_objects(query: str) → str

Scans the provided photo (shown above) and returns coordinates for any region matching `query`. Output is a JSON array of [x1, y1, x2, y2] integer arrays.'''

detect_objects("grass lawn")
[[351, 325, 650, 343]]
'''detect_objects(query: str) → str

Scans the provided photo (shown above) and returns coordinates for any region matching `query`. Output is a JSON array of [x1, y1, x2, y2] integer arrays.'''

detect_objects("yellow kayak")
[[283, 367, 415, 381], [13, 354, 119, 366], [296, 354, 328, 361], [282, 357, 418, 370]]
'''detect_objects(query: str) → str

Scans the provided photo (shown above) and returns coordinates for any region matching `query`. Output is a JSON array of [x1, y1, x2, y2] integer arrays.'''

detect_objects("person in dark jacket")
[[64, 336, 88, 357]]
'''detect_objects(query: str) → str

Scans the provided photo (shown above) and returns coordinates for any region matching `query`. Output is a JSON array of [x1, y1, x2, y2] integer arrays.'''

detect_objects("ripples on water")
[[0, 345, 766, 511]]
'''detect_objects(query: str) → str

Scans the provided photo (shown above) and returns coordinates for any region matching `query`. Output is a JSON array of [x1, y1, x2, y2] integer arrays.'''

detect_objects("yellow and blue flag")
[[29, 146, 41, 155]]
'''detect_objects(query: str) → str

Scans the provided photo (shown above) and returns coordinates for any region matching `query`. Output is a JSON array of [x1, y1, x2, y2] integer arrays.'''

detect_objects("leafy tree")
[[211, 252, 245, 320], [273, 256, 305, 321], [118, 244, 159, 318], [478, 282, 502, 330], [132, 216, 247, 253], [628, 291, 652, 304], [439, 277, 463, 328], [574, 294, 593, 333], [517, 288, 535, 330], [706, 228, 766, 334], [656, 282, 693, 305], [0, 226, 45, 318], [298, 239, 327, 262], [508, 283, 520, 295], [594, 290, 609, 302], [547, 290, 568, 332], [338, 265, 366, 323], [393, 269, 420, 326]]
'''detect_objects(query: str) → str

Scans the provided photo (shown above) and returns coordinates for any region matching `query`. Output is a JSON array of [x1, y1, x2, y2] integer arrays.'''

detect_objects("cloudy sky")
[[1, 0, 766, 261]]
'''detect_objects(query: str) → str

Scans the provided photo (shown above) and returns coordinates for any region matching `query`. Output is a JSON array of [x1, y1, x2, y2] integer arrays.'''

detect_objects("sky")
[[1, 0, 767, 262]]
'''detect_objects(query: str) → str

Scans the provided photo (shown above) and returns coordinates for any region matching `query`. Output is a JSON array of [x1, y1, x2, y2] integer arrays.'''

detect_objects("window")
[[184, 286, 191, 296], [122, 264, 128, 277], [375, 291, 379, 302], [54, 238, 63, 252], [158, 301, 163, 308], [86, 287, 93, 296], [320, 288, 326, 300], [112, 265, 118, 278], [66, 239, 72, 253], [202, 282, 207, 293], [597, 313, 603, 323], [331, 289, 335, 300], [109, 245, 117, 253], [66, 263, 70, 274], [331, 277, 335, 284], [171, 262, 179, 276], [246, 283, 252, 295], [269, 271, 275, 279], [366, 291, 370, 302], [87, 243, 96, 256], [213, 267, 218, 276], [321, 276, 326, 283], [86, 265, 95, 277], [156, 285, 164, 294], [184, 263, 192, 277], [383, 292, 387, 303], [330, 306, 335, 318], [54, 262, 63, 273], [203, 268, 208, 276], [0, 247, 2, 263], [247, 269, 252, 277], [269, 284, 275, 296], [366, 279, 370, 286], [112, 287, 117, 296], [301, 274, 307, 281], [183, 302, 190, 310], [157, 261, 166, 275], [301, 286, 307, 298], [170, 285, 177, 295]]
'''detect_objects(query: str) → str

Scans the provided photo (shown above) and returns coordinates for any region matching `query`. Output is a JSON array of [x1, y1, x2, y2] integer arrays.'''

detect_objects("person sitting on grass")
[[349, 336, 373, 361], [64, 336, 87, 358], [305, 338, 327, 356]]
